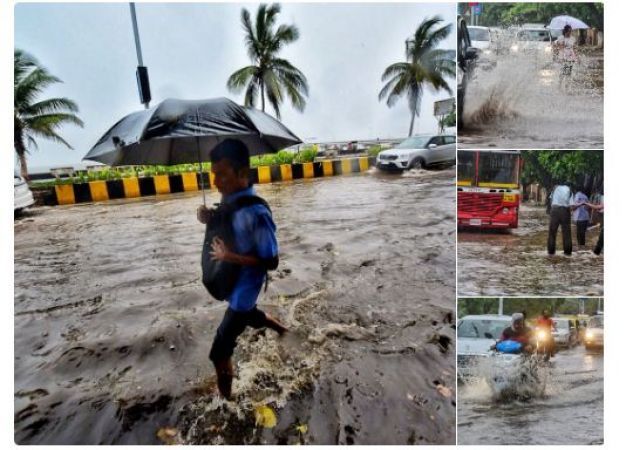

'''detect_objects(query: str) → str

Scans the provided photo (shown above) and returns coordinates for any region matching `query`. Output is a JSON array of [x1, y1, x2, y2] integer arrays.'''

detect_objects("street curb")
[[52, 156, 376, 206]]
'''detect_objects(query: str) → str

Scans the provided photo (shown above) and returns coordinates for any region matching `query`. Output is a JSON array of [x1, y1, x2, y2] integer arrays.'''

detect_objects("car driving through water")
[[376, 134, 456, 171], [584, 315, 604, 350]]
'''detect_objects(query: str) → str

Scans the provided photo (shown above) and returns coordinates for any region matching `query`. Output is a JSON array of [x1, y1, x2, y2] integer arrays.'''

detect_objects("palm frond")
[[23, 97, 80, 117], [226, 65, 259, 93]]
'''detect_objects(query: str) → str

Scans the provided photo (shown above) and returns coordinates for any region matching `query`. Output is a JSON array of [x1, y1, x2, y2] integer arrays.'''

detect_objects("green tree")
[[379, 17, 455, 136], [14, 49, 84, 180], [227, 3, 309, 119], [478, 2, 603, 30], [521, 150, 603, 193]]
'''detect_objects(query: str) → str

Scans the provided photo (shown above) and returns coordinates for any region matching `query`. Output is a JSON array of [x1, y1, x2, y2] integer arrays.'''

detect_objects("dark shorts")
[[209, 306, 268, 362]]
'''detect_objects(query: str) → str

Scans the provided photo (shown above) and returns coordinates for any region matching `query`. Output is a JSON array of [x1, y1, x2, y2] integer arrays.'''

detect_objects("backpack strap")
[[231, 195, 272, 215], [231, 195, 273, 292]]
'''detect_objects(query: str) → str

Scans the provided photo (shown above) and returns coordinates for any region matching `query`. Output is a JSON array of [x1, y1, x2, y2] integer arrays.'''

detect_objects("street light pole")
[[129, 2, 151, 109]]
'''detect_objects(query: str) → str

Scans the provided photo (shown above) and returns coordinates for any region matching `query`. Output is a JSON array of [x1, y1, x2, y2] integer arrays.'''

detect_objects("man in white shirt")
[[547, 183, 574, 255]]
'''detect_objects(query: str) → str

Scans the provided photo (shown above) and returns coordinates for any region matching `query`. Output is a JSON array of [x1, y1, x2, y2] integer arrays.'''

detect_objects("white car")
[[584, 315, 604, 350], [510, 27, 553, 61], [468, 26, 493, 51], [14, 170, 35, 212], [552, 318, 577, 348], [376, 134, 456, 171], [457, 314, 512, 379]]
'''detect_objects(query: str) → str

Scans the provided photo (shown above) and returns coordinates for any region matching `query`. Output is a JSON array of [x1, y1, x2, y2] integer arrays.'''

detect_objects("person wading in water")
[[197, 139, 288, 399]]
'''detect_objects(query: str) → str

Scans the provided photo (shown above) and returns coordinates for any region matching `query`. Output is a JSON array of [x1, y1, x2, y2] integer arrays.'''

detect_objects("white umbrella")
[[548, 15, 590, 30]]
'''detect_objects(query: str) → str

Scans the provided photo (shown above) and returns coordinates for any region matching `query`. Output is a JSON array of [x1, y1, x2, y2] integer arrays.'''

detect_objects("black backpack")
[[201, 195, 271, 300]]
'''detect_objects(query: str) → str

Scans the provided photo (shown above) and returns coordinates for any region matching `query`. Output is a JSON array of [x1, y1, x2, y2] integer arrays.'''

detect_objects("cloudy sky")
[[15, 2, 456, 171]]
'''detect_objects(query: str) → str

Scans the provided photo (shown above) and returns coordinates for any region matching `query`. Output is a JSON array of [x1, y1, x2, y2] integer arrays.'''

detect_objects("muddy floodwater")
[[458, 345, 603, 445], [458, 204, 603, 297], [15, 168, 456, 444], [459, 50, 603, 149]]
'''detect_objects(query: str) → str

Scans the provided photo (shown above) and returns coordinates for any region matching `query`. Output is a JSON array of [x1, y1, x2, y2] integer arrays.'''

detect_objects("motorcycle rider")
[[498, 313, 534, 353]]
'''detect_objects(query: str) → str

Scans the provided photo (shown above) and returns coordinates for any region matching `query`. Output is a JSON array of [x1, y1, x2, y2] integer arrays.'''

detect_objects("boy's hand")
[[197, 205, 212, 224], [210, 237, 229, 261]]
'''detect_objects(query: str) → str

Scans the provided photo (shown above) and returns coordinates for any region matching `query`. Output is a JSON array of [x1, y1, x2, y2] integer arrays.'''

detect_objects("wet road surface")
[[459, 50, 603, 149], [458, 344, 603, 445], [14, 168, 456, 444], [458, 204, 603, 296]]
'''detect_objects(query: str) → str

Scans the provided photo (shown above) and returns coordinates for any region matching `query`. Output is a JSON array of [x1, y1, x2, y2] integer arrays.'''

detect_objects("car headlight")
[[544, 46, 551, 53], [511, 44, 519, 52], [502, 207, 509, 214], [483, 49, 492, 55], [586, 330, 594, 339]]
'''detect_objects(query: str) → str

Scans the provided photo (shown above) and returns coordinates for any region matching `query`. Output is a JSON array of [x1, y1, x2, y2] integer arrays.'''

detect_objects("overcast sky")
[[15, 2, 456, 171]]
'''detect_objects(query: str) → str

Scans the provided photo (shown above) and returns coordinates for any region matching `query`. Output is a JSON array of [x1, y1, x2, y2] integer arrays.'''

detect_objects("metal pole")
[[130, 3, 144, 66], [498, 298, 504, 315], [129, 2, 149, 109]]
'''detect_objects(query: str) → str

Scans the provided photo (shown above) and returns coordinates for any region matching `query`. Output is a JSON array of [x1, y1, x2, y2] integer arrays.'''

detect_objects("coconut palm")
[[14, 49, 83, 180], [227, 3, 308, 120], [379, 17, 455, 136]]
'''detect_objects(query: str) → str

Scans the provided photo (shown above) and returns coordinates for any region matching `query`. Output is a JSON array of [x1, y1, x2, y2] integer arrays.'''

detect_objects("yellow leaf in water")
[[254, 405, 277, 428], [295, 424, 308, 434], [156, 427, 179, 445]]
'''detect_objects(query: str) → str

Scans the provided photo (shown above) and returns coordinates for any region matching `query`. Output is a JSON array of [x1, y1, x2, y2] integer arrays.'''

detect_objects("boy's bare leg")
[[265, 313, 288, 336], [214, 358, 234, 400]]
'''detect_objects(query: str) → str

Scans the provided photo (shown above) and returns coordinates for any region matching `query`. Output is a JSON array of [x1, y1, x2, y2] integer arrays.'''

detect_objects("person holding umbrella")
[[84, 98, 302, 400], [197, 139, 288, 400], [555, 24, 579, 87]]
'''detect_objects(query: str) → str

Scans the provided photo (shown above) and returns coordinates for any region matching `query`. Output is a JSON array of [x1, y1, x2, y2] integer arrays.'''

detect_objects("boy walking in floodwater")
[[197, 139, 287, 400]]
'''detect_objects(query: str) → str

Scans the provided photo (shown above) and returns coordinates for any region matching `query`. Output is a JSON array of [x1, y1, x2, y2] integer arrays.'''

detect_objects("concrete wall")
[[52, 157, 375, 206]]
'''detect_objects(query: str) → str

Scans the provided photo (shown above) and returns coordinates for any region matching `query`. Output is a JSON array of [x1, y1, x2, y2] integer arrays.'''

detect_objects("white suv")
[[376, 134, 456, 171]]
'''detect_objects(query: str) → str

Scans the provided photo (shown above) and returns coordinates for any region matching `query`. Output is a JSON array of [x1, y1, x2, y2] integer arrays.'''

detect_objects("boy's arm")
[[210, 208, 279, 269]]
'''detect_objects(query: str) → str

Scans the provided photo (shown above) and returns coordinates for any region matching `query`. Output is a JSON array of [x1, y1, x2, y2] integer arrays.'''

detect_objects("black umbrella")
[[83, 97, 302, 203]]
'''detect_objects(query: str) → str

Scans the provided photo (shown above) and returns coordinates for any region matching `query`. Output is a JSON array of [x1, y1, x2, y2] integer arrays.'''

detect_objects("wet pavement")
[[459, 49, 603, 149], [458, 204, 603, 297], [458, 344, 604, 445], [14, 168, 456, 444]]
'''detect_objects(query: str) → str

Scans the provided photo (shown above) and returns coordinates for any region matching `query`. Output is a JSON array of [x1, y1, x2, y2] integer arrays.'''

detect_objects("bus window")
[[457, 151, 475, 185], [478, 152, 519, 185]]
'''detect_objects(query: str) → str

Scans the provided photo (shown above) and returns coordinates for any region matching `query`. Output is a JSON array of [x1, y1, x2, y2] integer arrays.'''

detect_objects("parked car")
[[457, 314, 512, 379], [376, 134, 456, 171], [14, 170, 34, 212], [457, 15, 479, 129], [552, 318, 577, 348], [584, 315, 604, 350]]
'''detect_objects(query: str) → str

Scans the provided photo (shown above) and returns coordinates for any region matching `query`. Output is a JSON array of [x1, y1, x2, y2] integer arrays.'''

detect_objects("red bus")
[[457, 150, 522, 229]]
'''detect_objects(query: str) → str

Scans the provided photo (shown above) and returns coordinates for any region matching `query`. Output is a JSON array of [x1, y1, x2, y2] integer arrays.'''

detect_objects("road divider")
[[50, 157, 375, 205]]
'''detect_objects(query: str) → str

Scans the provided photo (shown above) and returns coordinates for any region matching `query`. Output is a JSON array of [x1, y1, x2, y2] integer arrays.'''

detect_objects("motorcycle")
[[487, 339, 546, 399]]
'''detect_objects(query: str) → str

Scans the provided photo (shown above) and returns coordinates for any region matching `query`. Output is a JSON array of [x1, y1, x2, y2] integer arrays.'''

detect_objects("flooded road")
[[458, 204, 603, 296], [459, 50, 603, 149], [458, 345, 604, 445], [14, 168, 456, 444]]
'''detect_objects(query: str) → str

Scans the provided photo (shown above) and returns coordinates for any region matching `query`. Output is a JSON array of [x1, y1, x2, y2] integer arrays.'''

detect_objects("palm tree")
[[227, 3, 309, 119], [379, 17, 455, 136], [14, 49, 83, 180]]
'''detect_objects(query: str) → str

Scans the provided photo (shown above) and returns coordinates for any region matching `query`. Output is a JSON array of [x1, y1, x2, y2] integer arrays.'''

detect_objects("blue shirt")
[[222, 186, 278, 312], [551, 185, 574, 207], [572, 191, 590, 222]]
